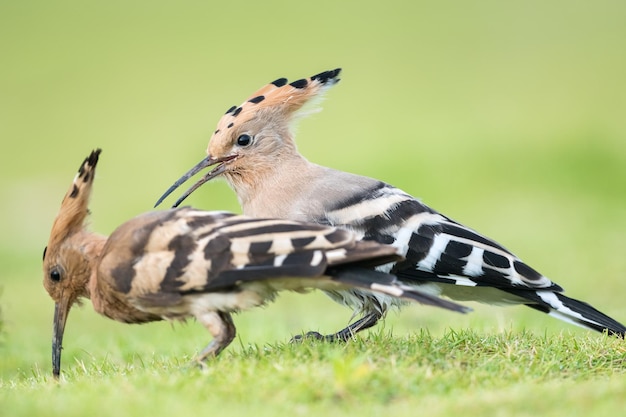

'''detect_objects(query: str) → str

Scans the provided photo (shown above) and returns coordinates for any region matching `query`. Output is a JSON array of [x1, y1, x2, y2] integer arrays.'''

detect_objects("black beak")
[[52, 299, 70, 379], [154, 154, 236, 208]]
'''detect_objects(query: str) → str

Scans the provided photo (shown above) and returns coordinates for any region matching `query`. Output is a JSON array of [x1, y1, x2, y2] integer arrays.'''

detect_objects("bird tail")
[[329, 267, 472, 314], [519, 290, 626, 337]]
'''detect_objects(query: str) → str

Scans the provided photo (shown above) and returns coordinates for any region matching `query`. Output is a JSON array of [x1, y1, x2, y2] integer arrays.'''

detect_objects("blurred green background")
[[1, 0, 625, 381]]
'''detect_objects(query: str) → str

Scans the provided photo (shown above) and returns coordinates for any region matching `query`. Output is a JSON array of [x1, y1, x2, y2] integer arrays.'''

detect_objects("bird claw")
[[290, 331, 350, 343], [290, 331, 325, 343], [190, 355, 215, 372]]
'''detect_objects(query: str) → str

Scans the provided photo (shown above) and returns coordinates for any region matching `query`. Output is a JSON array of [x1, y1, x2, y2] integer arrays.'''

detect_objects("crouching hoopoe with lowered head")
[[43, 149, 467, 378], [157, 68, 626, 340]]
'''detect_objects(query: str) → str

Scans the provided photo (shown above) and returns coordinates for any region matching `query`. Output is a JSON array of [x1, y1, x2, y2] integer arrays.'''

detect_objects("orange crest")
[[44, 149, 101, 260], [209, 68, 341, 152]]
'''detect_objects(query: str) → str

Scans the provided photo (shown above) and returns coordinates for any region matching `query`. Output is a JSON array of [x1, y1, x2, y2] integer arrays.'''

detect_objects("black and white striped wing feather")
[[393, 214, 561, 292], [326, 184, 558, 292], [325, 182, 626, 336], [143, 208, 373, 293], [122, 208, 468, 314], [190, 213, 378, 291]]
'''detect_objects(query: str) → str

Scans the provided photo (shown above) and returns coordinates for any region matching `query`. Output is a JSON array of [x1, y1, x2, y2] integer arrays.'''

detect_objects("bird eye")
[[49, 267, 62, 282], [236, 134, 253, 147]]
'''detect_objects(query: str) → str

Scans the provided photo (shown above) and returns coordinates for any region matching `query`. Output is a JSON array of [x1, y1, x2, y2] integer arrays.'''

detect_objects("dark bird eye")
[[236, 134, 253, 147], [50, 268, 62, 282]]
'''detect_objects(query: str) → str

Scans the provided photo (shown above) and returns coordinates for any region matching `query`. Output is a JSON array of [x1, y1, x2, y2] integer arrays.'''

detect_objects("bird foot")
[[290, 331, 351, 343], [192, 357, 210, 371]]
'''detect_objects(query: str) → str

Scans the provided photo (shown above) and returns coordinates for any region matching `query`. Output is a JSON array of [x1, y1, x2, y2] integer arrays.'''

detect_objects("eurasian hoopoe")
[[43, 149, 467, 378], [156, 68, 626, 340]]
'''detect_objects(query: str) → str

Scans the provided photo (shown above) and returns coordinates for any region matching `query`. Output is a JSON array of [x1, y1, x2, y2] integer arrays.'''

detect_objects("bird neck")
[[84, 233, 124, 318], [86, 233, 162, 323], [82, 233, 108, 301], [225, 150, 311, 214]]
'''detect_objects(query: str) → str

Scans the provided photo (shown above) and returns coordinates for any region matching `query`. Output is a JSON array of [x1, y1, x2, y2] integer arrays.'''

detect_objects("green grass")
[[2, 330, 625, 417], [1, 0, 626, 416]]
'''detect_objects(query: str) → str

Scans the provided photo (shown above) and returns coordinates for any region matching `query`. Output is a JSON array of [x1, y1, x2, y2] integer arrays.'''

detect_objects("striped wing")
[[395, 213, 562, 291], [185, 211, 360, 292], [326, 182, 562, 293], [321, 176, 625, 336], [103, 208, 399, 299]]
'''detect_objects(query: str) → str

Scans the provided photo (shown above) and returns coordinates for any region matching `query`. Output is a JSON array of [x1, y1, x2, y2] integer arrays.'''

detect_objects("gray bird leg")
[[196, 311, 236, 362], [292, 311, 382, 343]]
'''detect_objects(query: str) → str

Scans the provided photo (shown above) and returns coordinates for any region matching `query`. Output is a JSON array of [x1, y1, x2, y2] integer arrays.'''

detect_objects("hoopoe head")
[[42, 149, 105, 378], [155, 68, 341, 208]]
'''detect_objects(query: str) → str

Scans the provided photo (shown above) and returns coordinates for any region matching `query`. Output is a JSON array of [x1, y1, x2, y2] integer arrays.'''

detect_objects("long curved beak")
[[52, 298, 71, 379], [154, 154, 236, 208]]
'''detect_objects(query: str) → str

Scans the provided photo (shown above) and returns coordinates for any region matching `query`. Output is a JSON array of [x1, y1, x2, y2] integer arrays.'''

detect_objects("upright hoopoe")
[[43, 149, 467, 377], [157, 68, 626, 341]]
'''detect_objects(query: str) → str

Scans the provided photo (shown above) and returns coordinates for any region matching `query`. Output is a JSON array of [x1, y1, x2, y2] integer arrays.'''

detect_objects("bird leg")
[[292, 311, 382, 343], [195, 311, 236, 363]]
